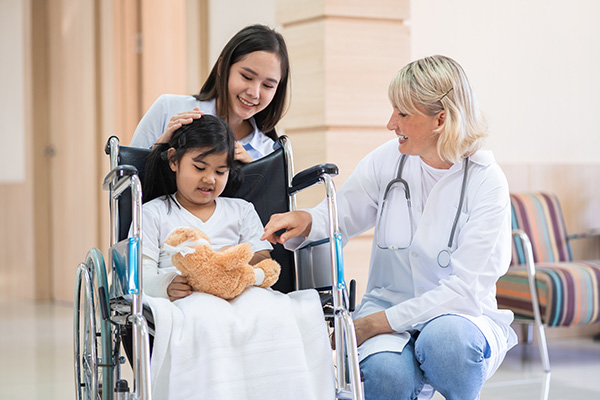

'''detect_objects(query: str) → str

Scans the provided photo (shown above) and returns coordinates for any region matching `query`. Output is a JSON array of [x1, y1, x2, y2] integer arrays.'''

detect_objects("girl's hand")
[[154, 106, 203, 147], [167, 275, 193, 302], [261, 211, 312, 244], [234, 142, 254, 164]]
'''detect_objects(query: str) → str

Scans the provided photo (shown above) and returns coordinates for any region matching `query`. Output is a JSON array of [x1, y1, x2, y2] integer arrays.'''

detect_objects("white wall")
[[0, 0, 26, 183], [411, 0, 600, 164], [208, 0, 277, 65]]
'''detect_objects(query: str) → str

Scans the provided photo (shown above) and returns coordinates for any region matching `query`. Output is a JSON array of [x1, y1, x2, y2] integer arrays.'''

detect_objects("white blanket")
[[145, 287, 335, 400]]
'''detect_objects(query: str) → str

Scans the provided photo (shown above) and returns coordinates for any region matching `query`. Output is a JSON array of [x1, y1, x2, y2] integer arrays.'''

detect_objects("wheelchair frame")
[[73, 135, 363, 400]]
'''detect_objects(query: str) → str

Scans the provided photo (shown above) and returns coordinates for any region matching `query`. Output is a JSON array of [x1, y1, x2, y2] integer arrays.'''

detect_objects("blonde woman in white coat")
[[262, 55, 517, 400]]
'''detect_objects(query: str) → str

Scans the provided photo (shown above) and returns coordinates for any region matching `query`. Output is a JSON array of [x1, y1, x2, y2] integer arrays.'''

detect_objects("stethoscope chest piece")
[[437, 248, 451, 268]]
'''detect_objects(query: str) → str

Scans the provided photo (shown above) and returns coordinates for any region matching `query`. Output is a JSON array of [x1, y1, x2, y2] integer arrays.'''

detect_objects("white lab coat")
[[302, 138, 517, 378]]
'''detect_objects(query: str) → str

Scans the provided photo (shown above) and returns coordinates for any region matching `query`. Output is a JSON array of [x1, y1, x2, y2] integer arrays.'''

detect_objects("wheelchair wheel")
[[74, 249, 113, 400]]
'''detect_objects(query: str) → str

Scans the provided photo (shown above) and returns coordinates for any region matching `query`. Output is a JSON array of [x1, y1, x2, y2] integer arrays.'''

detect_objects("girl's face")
[[227, 50, 282, 124], [169, 148, 229, 213], [386, 104, 448, 169]]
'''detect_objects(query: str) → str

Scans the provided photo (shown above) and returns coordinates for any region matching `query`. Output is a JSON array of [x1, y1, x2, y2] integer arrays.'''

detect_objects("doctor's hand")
[[261, 211, 312, 245], [353, 311, 394, 347], [154, 106, 203, 147]]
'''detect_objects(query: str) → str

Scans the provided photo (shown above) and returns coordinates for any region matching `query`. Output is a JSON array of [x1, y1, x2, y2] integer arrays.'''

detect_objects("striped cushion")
[[496, 260, 600, 327], [510, 193, 572, 265]]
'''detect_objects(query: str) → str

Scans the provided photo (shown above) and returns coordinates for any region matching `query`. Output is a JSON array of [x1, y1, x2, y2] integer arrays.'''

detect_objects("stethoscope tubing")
[[376, 154, 470, 268]]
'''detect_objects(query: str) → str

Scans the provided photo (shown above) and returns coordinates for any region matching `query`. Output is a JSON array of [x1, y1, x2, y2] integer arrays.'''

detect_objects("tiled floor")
[[1, 297, 599, 400]]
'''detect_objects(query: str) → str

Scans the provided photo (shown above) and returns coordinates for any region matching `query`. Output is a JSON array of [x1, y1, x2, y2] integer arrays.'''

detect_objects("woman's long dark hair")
[[142, 115, 242, 207], [194, 24, 290, 141]]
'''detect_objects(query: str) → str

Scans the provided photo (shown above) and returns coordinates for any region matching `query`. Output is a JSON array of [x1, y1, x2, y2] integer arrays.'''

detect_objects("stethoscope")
[[375, 154, 470, 268]]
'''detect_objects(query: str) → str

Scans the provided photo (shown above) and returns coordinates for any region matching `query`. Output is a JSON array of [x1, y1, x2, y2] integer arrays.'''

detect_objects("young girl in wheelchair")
[[139, 114, 273, 300], [135, 114, 334, 400]]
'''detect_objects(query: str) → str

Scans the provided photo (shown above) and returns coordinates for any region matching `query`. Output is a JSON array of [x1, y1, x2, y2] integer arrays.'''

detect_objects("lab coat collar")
[[467, 150, 495, 167], [444, 150, 495, 175]]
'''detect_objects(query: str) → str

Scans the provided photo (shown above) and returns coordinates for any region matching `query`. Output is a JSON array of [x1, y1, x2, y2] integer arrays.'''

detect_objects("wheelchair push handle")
[[105, 135, 120, 155]]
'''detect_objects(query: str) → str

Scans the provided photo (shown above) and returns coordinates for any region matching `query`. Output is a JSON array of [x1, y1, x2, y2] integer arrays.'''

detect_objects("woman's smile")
[[238, 96, 258, 108]]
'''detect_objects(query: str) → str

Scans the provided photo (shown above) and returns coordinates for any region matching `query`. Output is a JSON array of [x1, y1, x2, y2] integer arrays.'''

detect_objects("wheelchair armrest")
[[103, 165, 139, 190], [289, 163, 338, 195], [298, 237, 329, 249], [567, 229, 600, 241]]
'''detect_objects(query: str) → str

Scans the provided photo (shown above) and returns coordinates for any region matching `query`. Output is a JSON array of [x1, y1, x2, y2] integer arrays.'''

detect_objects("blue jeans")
[[359, 315, 491, 400]]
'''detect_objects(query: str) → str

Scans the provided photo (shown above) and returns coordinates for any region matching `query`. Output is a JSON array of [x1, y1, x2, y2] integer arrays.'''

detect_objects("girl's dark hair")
[[142, 115, 242, 206], [194, 24, 290, 141]]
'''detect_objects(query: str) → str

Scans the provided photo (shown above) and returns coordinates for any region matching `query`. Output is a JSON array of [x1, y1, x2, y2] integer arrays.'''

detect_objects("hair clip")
[[440, 87, 453, 101]]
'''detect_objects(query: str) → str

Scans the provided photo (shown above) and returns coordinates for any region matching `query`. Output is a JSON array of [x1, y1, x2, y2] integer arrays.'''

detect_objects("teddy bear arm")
[[212, 243, 254, 270], [254, 259, 281, 288]]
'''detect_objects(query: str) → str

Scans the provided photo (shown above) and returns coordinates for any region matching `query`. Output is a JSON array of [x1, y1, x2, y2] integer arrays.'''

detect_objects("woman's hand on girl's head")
[[154, 106, 203, 147], [167, 275, 193, 302], [234, 142, 254, 164], [261, 211, 312, 244]]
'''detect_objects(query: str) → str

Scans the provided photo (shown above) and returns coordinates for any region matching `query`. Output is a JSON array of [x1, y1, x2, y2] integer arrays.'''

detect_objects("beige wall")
[[0, 1, 34, 299], [0, 1, 27, 184], [208, 0, 277, 64], [411, 0, 600, 260], [412, 0, 600, 164]]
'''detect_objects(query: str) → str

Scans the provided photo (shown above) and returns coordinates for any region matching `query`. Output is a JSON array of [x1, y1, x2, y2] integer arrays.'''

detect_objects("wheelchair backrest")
[[108, 137, 296, 293]]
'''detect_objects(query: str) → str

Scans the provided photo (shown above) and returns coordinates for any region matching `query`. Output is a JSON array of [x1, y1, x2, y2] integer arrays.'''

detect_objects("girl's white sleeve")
[[142, 256, 177, 299], [240, 202, 273, 252], [139, 203, 177, 299]]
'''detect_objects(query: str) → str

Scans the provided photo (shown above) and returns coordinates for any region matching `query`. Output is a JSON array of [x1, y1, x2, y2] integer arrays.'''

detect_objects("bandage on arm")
[[142, 255, 178, 299]]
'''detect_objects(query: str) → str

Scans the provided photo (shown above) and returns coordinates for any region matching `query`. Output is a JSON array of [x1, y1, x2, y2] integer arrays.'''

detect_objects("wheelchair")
[[73, 135, 364, 400]]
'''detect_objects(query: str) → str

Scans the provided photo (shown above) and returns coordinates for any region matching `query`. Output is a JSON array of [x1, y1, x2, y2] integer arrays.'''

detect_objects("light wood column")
[[276, 0, 410, 207], [275, 0, 411, 299]]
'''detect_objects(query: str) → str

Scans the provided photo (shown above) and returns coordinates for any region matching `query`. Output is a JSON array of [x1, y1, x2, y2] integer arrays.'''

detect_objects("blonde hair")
[[388, 55, 487, 163]]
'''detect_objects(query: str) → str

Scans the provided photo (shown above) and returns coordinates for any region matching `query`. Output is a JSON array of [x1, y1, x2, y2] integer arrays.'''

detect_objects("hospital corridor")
[[3, 0, 600, 399]]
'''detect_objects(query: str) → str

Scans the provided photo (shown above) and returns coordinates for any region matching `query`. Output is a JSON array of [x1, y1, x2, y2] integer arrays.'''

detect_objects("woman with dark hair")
[[130, 24, 290, 163]]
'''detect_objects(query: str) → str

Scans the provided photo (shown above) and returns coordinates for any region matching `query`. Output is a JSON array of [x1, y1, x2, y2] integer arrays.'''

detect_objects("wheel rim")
[[74, 264, 99, 400]]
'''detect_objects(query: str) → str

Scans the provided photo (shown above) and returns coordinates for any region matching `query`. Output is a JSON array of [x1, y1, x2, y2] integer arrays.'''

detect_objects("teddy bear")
[[162, 226, 281, 300]]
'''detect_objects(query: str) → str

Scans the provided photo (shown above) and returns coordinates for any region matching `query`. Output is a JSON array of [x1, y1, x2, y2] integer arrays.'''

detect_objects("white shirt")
[[298, 138, 517, 377], [130, 94, 276, 160], [138, 195, 272, 298]]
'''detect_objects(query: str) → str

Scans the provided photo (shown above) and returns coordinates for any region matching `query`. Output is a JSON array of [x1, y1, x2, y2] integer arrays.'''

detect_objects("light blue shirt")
[[130, 94, 275, 160]]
